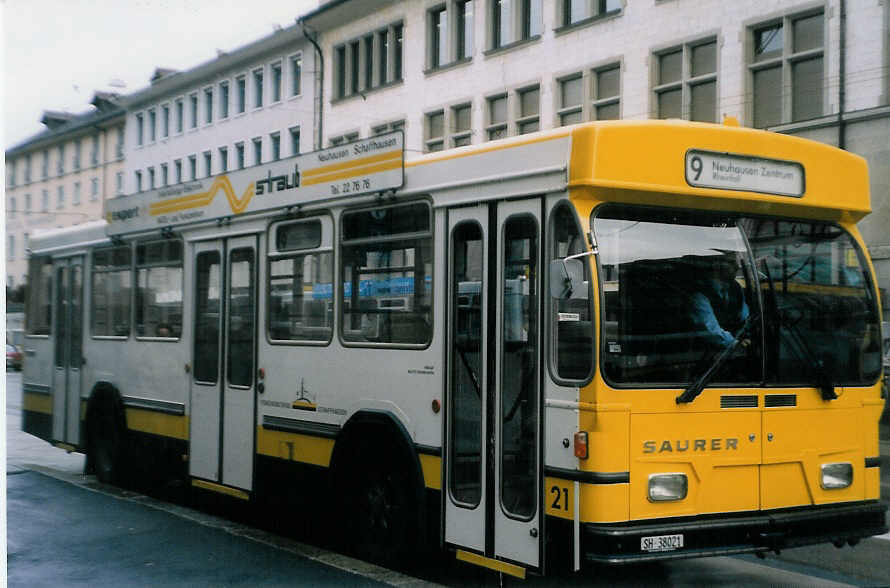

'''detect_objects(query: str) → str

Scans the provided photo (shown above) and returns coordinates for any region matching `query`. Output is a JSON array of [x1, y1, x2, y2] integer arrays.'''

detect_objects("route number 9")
[[690, 155, 703, 181]]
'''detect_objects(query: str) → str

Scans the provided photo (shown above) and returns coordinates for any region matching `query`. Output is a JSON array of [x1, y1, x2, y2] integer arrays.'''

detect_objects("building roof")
[[299, 0, 398, 32], [6, 99, 125, 157]]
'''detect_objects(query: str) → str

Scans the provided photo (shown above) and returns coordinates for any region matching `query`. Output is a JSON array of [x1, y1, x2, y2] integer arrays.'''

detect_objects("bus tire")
[[86, 385, 127, 485], [348, 440, 416, 565]]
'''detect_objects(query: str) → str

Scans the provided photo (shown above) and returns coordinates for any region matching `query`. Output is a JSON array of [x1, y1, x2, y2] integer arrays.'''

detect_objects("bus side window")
[[26, 256, 53, 335]]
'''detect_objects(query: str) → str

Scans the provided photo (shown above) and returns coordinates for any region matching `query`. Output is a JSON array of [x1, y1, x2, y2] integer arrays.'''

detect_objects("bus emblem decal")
[[292, 378, 317, 411]]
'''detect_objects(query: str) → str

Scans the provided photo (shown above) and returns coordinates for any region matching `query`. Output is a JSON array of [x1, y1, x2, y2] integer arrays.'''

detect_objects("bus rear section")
[[550, 121, 887, 566]]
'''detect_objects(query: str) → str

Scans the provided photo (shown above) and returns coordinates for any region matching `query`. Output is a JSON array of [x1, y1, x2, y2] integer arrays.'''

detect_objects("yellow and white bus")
[[22, 120, 886, 577]]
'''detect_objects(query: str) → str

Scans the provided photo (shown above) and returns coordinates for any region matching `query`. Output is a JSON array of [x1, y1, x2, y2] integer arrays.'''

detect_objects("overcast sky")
[[3, 0, 318, 148]]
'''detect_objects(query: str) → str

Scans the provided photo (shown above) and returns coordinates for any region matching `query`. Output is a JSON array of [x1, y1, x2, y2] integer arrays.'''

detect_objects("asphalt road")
[[6, 371, 890, 587]]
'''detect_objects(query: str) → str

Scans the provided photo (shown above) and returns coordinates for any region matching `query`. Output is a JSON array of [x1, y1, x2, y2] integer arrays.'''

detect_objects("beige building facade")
[[5, 93, 126, 287]]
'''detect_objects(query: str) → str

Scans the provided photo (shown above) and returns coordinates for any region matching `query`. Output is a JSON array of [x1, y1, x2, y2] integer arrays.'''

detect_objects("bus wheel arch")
[[85, 381, 128, 485], [330, 410, 426, 565]]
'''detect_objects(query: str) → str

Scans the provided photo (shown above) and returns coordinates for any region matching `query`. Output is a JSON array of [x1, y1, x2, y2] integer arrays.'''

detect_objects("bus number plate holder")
[[641, 534, 683, 552]]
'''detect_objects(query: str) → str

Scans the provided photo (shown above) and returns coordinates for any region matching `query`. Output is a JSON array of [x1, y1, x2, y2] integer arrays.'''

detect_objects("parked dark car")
[[6, 344, 23, 371]]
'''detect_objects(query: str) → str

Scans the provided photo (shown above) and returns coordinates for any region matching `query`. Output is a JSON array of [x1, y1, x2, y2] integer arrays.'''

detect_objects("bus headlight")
[[648, 473, 688, 502], [821, 463, 853, 489]]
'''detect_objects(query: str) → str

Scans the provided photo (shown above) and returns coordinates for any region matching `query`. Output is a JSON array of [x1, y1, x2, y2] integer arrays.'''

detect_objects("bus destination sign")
[[685, 150, 804, 197], [106, 131, 404, 235]]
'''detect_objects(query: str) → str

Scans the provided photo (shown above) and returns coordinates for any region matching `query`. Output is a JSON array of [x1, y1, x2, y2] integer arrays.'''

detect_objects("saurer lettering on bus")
[[643, 438, 739, 453]]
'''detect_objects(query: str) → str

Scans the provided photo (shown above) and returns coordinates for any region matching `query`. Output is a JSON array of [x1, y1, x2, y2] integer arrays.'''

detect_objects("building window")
[[340, 201, 433, 345], [162, 104, 170, 138], [135, 239, 183, 338], [253, 137, 262, 165], [136, 113, 144, 146], [175, 99, 184, 133], [592, 64, 620, 119], [562, 0, 621, 27], [236, 142, 245, 169], [329, 132, 359, 147], [457, 0, 474, 60], [372, 120, 405, 136], [90, 136, 99, 166], [161, 163, 168, 187], [25, 193, 31, 215], [91, 244, 132, 337], [271, 133, 281, 161], [73, 182, 81, 205], [517, 85, 540, 134], [7, 162, 15, 187], [219, 147, 228, 173], [148, 109, 156, 142], [174, 160, 182, 184], [135, 171, 143, 192], [57, 186, 65, 209], [491, 0, 541, 49], [452, 104, 472, 146], [425, 110, 445, 152], [750, 11, 824, 127], [430, 5, 448, 69], [203, 151, 212, 178], [335, 21, 404, 99], [148, 167, 155, 189], [654, 38, 717, 122], [271, 61, 282, 102], [335, 46, 347, 98], [364, 36, 373, 89], [41, 189, 49, 212], [116, 128, 124, 159], [236, 76, 246, 114], [253, 68, 264, 108], [42, 150, 49, 178], [557, 63, 621, 125], [73, 139, 81, 170], [91, 178, 99, 201], [190, 93, 198, 129], [188, 155, 197, 181], [9, 196, 16, 218], [290, 54, 302, 96], [204, 87, 213, 123], [289, 127, 301, 156], [57, 145, 65, 175], [487, 94, 508, 140], [8, 236, 14, 260], [219, 81, 229, 118], [116, 172, 124, 194]]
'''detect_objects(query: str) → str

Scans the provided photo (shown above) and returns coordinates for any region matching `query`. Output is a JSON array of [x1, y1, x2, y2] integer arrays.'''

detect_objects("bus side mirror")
[[549, 258, 585, 299]]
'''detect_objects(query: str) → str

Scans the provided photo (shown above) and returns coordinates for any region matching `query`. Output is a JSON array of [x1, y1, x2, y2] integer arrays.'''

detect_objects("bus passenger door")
[[51, 256, 84, 446], [190, 236, 258, 492], [446, 200, 543, 572]]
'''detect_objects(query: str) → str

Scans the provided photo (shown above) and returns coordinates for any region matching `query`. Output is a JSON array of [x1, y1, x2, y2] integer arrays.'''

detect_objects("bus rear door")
[[51, 255, 84, 447]]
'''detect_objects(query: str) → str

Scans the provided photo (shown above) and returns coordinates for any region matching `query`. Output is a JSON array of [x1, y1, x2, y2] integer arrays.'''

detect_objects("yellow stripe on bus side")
[[23, 391, 52, 415], [301, 148, 402, 179], [419, 454, 441, 490], [256, 427, 335, 468], [125, 408, 189, 440], [301, 157, 402, 186]]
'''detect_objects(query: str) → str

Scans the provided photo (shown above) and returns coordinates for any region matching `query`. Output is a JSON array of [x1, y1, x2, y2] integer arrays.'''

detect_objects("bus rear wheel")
[[88, 404, 124, 485], [347, 449, 417, 566]]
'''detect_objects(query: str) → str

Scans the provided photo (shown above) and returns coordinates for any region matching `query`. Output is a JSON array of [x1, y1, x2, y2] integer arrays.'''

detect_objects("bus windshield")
[[594, 206, 882, 388]]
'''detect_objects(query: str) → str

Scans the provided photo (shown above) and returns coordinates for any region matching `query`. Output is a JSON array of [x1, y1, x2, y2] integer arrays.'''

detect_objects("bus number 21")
[[550, 485, 569, 512]]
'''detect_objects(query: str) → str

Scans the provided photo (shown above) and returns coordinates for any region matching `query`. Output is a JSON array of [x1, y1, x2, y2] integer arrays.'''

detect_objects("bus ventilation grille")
[[765, 394, 797, 407], [720, 395, 758, 408]]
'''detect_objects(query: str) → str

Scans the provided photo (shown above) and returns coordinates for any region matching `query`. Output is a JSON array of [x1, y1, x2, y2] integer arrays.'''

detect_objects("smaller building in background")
[[5, 93, 126, 287]]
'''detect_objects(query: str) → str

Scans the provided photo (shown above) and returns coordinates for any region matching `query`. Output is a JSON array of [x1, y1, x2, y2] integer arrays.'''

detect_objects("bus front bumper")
[[582, 501, 887, 565]]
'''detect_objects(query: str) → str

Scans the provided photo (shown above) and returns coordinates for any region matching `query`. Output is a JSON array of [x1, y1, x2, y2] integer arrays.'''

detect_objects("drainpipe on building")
[[299, 20, 324, 151], [838, 0, 847, 150]]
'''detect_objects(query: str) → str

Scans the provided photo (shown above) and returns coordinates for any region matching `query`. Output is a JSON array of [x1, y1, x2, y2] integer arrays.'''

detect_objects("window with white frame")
[[490, 0, 541, 50], [148, 166, 155, 189], [57, 186, 65, 209], [9, 196, 16, 218], [148, 109, 156, 142], [253, 137, 262, 165], [174, 160, 182, 184], [116, 172, 123, 194], [136, 113, 144, 146], [253, 68, 264, 108], [592, 64, 620, 120], [330, 132, 359, 147], [175, 99, 184, 133], [451, 104, 472, 146], [486, 93, 508, 140], [188, 155, 197, 180], [271, 61, 282, 102], [236, 142, 245, 169], [162, 104, 170, 138], [42, 150, 49, 178], [219, 147, 228, 173], [289, 127, 301, 156], [161, 163, 168, 187], [654, 38, 717, 122], [203, 151, 212, 178], [561, 75, 587, 126], [204, 87, 213, 123], [91, 178, 99, 201], [561, 0, 621, 27], [90, 136, 99, 165], [73, 139, 81, 170], [517, 85, 540, 134], [557, 62, 621, 125], [750, 10, 824, 128], [290, 54, 302, 96], [219, 81, 229, 118], [73, 182, 81, 205], [25, 193, 32, 215], [190, 93, 198, 128], [236, 76, 246, 113], [135, 171, 143, 192], [57, 145, 65, 174], [25, 153, 32, 181], [429, 5, 448, 69], [41, 189, 49, 211], [335, 21, 404, 99], [457, 0, 474, 60], [8, 235, 14, 260], [371, 120, 405, 136], [271, 133, 281, 161]]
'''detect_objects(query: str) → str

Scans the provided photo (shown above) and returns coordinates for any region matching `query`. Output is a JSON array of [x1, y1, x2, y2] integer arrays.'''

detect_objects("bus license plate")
[[641, 534, 683, 552]]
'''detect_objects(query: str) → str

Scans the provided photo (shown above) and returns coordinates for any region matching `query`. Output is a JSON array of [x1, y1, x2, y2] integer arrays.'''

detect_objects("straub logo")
[[255, 164, 300, 195]]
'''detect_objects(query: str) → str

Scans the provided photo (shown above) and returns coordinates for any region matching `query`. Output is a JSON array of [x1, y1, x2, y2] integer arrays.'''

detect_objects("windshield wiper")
[[676, 313, 757, 404]]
